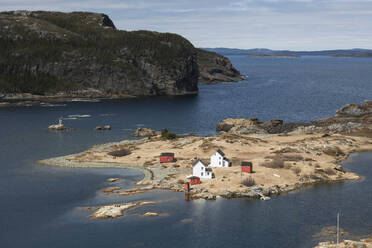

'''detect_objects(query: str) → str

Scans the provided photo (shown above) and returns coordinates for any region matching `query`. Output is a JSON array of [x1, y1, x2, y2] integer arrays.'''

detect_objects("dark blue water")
[[1, 56, 372, 248]]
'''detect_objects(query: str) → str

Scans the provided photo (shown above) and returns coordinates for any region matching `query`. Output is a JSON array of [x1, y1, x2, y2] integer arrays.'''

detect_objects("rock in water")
[[132, 128, 159, 137], [103, 125, 111, 130], [96, 125, 111, 130], [143, 212, 159, 217], [48, 119, 70, 130]]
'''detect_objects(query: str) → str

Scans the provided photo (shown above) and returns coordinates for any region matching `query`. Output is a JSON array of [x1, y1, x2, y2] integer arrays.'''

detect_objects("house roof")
[[216, 149, 225, 156], [160, 152, 174, 157], [241, 161, 252, 166], [186, 176, 200, 179], [192, 159, 205, 167]]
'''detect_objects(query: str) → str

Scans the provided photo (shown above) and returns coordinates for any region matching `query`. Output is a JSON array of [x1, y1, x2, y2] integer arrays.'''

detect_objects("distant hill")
[[203, 48, 372, 57], [0, 11, 242, 98]]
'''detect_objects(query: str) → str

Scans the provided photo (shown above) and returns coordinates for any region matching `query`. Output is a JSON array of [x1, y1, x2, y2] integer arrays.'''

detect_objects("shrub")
[[107, 149, 131, 157], [161, 129, 178, 140], [241, 176, 256, 187], [261, 158, 285, 169]]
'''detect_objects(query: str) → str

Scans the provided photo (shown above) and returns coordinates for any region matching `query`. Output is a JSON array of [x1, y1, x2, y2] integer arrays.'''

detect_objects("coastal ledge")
[[39, 101, 372, 201]]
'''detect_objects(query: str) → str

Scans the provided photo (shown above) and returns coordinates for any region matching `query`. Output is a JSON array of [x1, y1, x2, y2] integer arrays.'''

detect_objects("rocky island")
[[0, 11, 242, 101], [40, 101, 372, 201]]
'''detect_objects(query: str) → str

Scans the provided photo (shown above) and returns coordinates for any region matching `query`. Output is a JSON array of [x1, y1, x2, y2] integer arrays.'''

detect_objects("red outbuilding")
[[160, 152, 175, 163], [188, 176, 201, 185], [241, 161, 253, 173]]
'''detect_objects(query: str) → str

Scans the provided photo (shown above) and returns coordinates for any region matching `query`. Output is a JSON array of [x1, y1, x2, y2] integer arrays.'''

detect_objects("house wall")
[[210, 152, 230, 167], [193, 161, 213, 179], [242, 165, 253, 173], [160, 156, 174, 163], [210, 152, 223, 167]]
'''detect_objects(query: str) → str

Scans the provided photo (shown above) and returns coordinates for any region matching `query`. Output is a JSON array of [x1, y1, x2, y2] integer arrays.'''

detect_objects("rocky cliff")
[[196, 49, 243, 84], [0, 11, 199, 97]]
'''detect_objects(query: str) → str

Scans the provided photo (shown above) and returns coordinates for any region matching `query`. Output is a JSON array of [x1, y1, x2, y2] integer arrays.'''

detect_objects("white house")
[[192, 159, 214, 179], [209, 149, 231, 167]]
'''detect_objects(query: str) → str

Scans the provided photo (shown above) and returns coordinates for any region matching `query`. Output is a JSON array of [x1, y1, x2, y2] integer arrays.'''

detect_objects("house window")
[[201, 172, 204, 176], [219, 161, 221, 165], [201, 167, 203, 170]]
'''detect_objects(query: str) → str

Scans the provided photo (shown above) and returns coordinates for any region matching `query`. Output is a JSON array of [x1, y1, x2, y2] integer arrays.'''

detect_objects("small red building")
[[188, 176, 201, 185], [241, 161, 253, 173], [160, 152, 175, 163]]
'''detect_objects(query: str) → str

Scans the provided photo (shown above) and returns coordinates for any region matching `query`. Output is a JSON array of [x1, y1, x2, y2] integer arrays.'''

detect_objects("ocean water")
[[1, 56, 372, 248]]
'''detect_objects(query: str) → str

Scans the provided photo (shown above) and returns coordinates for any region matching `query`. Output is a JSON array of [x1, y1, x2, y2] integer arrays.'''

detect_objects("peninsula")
[[40, 101, 372, 201]]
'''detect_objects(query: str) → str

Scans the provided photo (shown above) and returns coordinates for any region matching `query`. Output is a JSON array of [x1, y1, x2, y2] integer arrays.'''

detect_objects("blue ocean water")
[[0, 56, 372, 248]]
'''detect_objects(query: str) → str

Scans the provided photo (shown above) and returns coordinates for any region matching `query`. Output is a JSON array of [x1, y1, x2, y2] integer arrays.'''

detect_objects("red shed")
[[188, 176, 201, 185], [160, 152, 175, 163], [241, 161, 253, 173]]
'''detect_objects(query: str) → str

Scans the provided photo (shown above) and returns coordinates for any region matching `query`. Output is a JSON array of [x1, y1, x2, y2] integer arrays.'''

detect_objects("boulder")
[[132, 128, 159, 137], [219, 190, 233, 198], [48, 119, 71, 130], [96, 125, 111, 130], [48, 123, 69, 130], [103, 125, 111, 130]]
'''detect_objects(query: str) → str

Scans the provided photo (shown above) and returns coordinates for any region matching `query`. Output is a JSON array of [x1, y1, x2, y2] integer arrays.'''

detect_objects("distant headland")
[[204, 47, 372, 58]]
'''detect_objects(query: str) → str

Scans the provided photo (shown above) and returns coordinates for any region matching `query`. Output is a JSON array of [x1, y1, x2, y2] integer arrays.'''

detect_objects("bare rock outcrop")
[[132, 128, 159, 137], [216, 118, 308, 134], [197, 49, 243, 84], [313, 100, 372, 135]]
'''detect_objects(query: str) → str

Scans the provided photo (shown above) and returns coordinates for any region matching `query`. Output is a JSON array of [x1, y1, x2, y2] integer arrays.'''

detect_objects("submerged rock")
[[143, 212, 159, 217]]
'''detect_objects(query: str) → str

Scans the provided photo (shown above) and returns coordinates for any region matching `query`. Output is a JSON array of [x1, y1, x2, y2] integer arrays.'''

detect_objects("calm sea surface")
[[1, 56, 372, 248]]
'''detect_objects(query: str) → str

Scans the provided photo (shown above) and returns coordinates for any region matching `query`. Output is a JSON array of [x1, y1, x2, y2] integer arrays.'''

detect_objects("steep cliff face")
[[196, 49, 243, 84], [0, 11, 198, 97]]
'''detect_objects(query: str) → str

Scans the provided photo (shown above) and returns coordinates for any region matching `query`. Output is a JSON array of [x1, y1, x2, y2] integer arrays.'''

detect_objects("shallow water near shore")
[[1, 56, 372, 247]]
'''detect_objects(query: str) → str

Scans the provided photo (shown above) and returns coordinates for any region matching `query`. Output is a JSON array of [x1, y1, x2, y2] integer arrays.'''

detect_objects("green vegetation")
[[0, 11, 196, 95], [161, 129, 178, 140]]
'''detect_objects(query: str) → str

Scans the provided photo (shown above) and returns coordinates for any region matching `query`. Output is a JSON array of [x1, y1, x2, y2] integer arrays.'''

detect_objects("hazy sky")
[[1, 0, 372, 50]]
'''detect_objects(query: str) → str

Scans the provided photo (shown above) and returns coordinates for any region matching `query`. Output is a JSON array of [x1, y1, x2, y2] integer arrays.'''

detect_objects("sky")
[[1, 0, 372, 50]]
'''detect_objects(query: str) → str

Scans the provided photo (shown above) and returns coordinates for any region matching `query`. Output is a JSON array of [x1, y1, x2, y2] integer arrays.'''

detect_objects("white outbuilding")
[[192, 159, 214, 179], [209, 149, 231, 167]]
